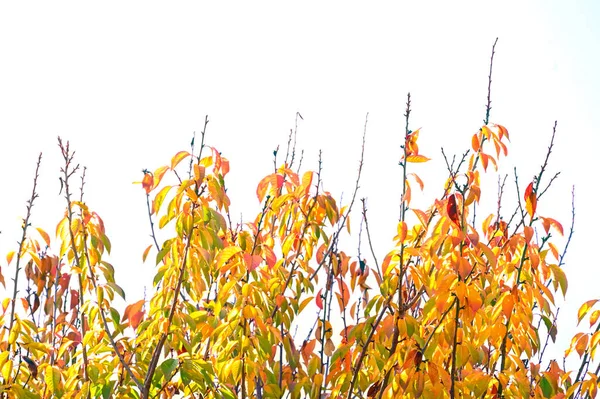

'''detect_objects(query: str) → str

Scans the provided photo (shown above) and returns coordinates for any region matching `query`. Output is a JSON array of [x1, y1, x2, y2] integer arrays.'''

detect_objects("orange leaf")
[[262, 245, 276, 269], [524, 182, 537, 219], [142, 173, 153, 194], [524, 226, 534, 243], [548, 242, 560, 260], [494, 123, 510, 141], [575, 334, 589, 357], [142, 245, 152, 262], [396, 221, 408, 243], [381, 252, 394, 276], [501, 293, 515, 317], [467, 286, 483, 313], [123, 299, 145, 329], [409, 173, 425, 190], [403, 180, 412, 205], [405, 129, 420, 156], [540, 217, 564, 236], [412, 209, 429, 227], [481, 153, 489, 171], [301, 339, 316, 365], [472, 133, 480, 152], [456, 257, 471, 280], [221, 158, 230, 176], [256, 173, 283, 202]]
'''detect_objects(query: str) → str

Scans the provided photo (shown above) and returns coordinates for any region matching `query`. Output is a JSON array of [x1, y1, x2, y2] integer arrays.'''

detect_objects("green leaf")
[[156, 240, 173, 265], [102, 381, 116, 399], [109, 307, 123, 333], [541, 315, 557, 343], [11, 386, 40, 399], [160, 358, 179, 379], [539, 375, 554, 398], [107, 282, 126, 300], [101, 234, 112, 254]]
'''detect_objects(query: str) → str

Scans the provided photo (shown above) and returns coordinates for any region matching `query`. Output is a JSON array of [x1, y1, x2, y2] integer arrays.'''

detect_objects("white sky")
[[1, 1, 599, 365]]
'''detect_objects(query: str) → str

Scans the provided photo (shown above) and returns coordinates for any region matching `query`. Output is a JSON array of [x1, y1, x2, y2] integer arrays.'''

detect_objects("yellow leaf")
[[229, 358, 242, 382], [590, 331, 600, 359], [578, 299, 599, 325], [153, 165, 170, 189], [6, 251, 15, 266], [481, 125, 492, 140], [301, 171, 313, 196], [477, 242, 497, 270], [216, 246, 242, 269], [406, 154, 430, 163], [36, 228, 50, 246], [171, 151, 191, 170], [590, 309, 600, 328], [8, 317, 20, 345]]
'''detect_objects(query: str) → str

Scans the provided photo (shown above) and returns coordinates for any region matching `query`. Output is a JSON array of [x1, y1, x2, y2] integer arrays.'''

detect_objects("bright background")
[[1, 1, 598, 365]]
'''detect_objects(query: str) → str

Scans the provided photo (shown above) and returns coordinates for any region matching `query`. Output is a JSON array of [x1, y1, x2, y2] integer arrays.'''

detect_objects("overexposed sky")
[[1, 1, 599, 362]]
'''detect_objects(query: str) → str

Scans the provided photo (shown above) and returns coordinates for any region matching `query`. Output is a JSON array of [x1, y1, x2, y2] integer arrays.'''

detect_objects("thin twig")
[[6, 153, 42, 366], [484, 38, 499, 125]]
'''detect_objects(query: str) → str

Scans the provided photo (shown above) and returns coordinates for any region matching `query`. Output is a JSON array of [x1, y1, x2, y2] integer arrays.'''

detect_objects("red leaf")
[[316, 288, 323, 310], [447, 194, 460, 226]]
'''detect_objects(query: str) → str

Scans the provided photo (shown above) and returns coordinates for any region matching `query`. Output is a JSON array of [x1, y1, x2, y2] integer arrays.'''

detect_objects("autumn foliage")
[[1, 45, 599, 399]]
